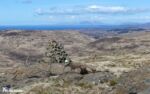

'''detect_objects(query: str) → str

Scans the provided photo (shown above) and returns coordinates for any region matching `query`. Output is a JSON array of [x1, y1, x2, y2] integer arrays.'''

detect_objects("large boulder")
[[7, 63, 50, 80], [0, 63, 51, 88], [69, 63, 96, 75], [115, 65, 150, 94], [80, 72, 115, 84], [50, 63, 66, 75], [59, 73, 83, 82], [50, 62, 96, 75]]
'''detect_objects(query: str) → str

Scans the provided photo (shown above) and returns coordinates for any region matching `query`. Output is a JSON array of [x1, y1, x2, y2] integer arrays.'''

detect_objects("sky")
[[1, 0, 150, 25]]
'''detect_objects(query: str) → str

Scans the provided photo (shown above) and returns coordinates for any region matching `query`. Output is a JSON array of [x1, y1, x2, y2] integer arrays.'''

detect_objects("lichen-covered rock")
[[80, 72, 115, 84], [59, 73, 83, 82], [115, 65, 150, 94], [50, 63, 65, 75], [64, 66, 72, 73], [69, 63, 96, 75]]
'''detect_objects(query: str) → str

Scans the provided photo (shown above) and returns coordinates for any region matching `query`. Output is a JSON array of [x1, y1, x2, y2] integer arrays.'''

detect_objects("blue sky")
[[1, 0, 150, 25]]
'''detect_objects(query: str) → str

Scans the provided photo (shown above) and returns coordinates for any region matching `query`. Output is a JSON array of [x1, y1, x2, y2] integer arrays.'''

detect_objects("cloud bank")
[[35, 5, 149, 16]]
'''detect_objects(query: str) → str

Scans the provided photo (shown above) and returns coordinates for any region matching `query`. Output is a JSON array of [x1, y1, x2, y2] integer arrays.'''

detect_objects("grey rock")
[[139, 87, 150, 94], [64, 66, 72, 73], [73, 68, 81, 74], [80, 72, 114, 84], [50, 63, 65, 75], [59, 73, 83, 82], [115, 65, 150, 94]]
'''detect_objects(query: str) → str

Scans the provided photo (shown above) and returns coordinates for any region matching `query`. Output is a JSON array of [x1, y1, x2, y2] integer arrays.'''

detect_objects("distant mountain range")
[[0, 22, 150, 30]]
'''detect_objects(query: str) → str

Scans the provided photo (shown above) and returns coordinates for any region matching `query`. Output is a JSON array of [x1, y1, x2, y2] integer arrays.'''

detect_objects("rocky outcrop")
[[59, 73, 83, 82], [114, 65, 150, 94], [48, 62, 96, 75], [68, 63, 96, 74], [80, 72, 115, 84], [50, 63, 66, 75]]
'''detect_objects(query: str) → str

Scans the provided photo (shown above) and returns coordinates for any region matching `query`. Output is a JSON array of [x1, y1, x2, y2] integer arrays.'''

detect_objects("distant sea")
[[0, 25, 106, 31]]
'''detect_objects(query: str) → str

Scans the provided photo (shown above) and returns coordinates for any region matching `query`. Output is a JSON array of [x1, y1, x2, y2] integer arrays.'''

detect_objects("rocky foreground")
[[0, 30, 150, 94]]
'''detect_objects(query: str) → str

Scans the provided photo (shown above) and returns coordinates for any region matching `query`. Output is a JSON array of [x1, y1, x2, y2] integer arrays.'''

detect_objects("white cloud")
[[70, 15, 76, 19], [35, 8, 44, 15], [35, 5, 149, 16], [87, 5, 128, 13]]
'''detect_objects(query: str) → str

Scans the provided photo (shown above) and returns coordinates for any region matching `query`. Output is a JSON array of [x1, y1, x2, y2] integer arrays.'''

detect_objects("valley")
[[0, 29, 149, 94]]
